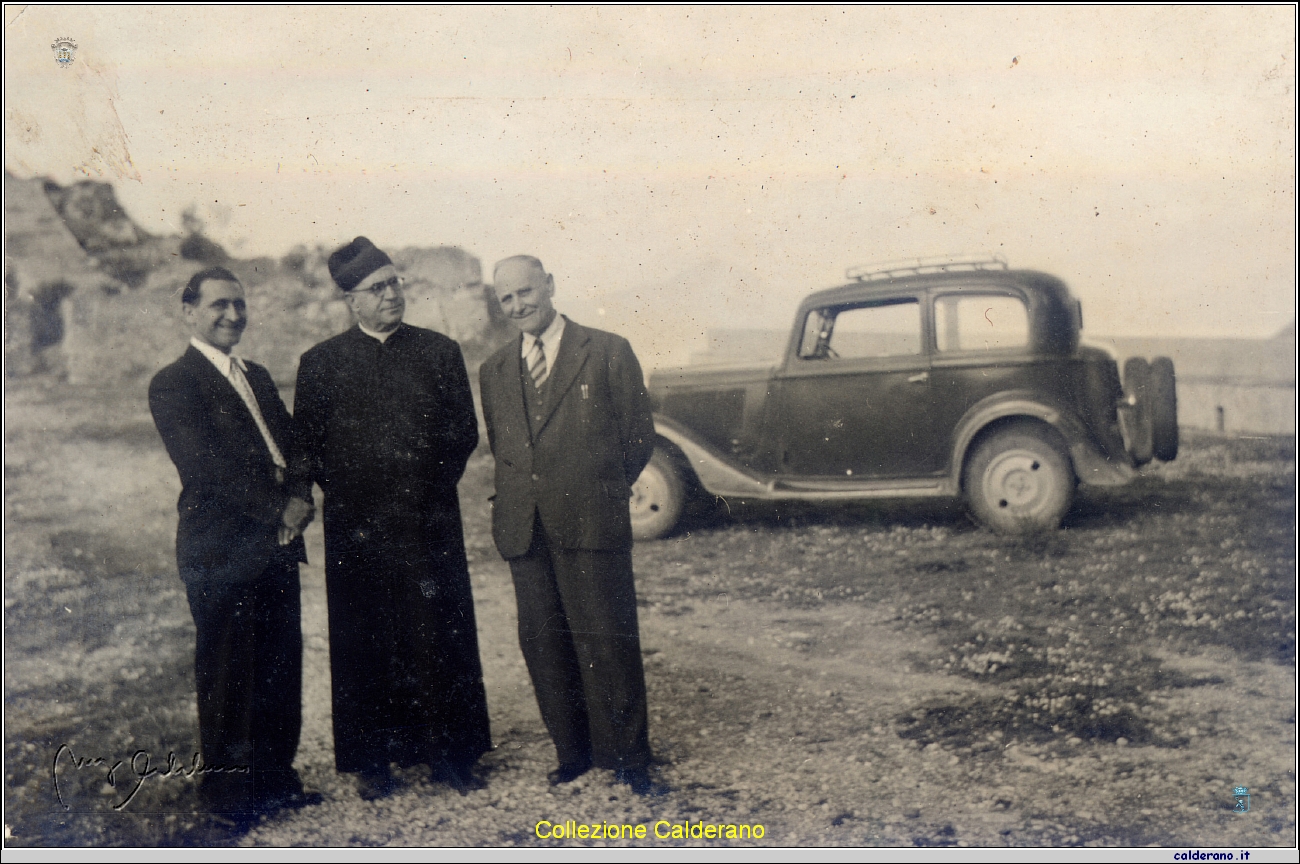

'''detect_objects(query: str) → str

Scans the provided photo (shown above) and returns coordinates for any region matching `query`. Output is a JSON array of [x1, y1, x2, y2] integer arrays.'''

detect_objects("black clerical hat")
[[327, 236, 393, 292]]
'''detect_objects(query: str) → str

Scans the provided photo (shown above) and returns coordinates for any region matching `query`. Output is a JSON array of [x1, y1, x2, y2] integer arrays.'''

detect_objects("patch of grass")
[[635, 434, 1295, 746], [5, 379, 213, 846]]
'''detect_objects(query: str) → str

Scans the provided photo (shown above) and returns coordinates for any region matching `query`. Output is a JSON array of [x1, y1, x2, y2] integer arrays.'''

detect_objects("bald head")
[[493, 255, 556, 336], [494, 255, 546, 283]]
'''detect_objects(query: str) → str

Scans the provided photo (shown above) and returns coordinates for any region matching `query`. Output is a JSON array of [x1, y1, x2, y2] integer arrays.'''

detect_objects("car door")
[[928, 289, 1041, 453], [768, 296, 938, 479]]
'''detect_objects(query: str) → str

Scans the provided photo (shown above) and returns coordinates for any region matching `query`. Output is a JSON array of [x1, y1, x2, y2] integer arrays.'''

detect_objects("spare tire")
[[1123, 357, 1154, 466], [1150, 356, 1178, 462]]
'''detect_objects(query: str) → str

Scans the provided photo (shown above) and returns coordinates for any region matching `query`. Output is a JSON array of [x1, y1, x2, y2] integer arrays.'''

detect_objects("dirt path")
[[245, 540, 1293, 848], [256, 543, 990, 846]]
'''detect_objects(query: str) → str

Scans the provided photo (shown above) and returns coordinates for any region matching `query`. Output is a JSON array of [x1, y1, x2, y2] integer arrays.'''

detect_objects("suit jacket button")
[[532, 474, 540, 481]]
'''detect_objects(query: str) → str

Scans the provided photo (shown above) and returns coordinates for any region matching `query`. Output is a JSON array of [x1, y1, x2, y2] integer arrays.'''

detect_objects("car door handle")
[[907, 372, 929, 383]]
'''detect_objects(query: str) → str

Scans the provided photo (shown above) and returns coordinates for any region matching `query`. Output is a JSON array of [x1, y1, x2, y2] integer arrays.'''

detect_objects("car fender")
[[652, 414, 775, 499], [950, 391, 1134, 489]]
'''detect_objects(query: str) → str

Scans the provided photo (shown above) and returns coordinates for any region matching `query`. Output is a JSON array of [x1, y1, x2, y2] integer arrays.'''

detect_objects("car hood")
[[647, 362, 777, 393]]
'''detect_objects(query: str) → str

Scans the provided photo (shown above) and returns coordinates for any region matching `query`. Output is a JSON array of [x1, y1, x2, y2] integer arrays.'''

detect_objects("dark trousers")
[[509, 519, 651, 771], [185, 558, 303, 813]]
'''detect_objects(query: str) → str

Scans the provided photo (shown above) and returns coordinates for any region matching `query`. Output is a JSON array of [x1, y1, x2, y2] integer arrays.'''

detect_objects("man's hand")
[[279, 496, 315, 546]]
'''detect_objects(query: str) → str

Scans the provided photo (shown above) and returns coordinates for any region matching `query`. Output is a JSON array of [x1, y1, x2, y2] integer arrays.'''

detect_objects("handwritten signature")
[[52, 744, 248, 811]]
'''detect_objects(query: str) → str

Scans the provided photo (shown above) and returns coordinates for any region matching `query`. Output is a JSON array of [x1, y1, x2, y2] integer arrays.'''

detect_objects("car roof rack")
[[846, 254, 1009, 282]]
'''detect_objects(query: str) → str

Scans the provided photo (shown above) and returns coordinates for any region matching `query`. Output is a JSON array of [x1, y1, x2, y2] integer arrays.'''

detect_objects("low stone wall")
[[1177, 379, 1296, 436]]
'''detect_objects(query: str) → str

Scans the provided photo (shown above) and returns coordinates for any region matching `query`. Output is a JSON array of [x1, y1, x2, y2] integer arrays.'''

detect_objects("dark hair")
[[182, 266, 241, 305]]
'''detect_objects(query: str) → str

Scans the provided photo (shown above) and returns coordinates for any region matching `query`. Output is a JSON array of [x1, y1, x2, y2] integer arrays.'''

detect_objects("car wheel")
[[1150, 356, 1178, 462], [1123, 357, 1154, 466], [964, 425, 1074, 534], [630, 448, 686, 541]]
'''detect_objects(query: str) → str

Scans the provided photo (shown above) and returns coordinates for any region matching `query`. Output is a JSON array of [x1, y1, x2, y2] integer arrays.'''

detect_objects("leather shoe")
[[259, 788, 324, 815], [204, 811, 257, 838], [432, 761, 487, 796], [356, 769, 399, 801], [613, 767, 668, 797], [547, 761, 592, 786]]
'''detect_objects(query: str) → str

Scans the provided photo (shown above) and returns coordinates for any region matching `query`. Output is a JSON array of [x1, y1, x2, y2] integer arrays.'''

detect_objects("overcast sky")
[[5, 6, 1295, 365]]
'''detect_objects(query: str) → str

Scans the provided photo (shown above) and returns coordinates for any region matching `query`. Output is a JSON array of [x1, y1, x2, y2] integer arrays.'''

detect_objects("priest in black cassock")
[[291, 237, 490, 800]]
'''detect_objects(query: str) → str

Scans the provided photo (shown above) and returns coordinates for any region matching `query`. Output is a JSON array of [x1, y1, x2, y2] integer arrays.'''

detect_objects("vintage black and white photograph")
[[4, 5, 1295, 850]]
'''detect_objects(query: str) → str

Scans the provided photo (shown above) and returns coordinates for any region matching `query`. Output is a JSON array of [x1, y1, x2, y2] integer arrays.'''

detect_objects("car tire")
[[1150, 356, 1178, 462], [630, 448, 687, 541], [1123, 357, 1154, 466], [964, 424, 1075, 534]]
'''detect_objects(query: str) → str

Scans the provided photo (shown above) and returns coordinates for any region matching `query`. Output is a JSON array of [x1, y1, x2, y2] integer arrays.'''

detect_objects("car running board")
[[765, 477, 948, 499], [654, 414, 953, 502]]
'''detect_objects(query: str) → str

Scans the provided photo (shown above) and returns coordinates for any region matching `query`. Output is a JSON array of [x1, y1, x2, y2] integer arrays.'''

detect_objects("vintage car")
[[629, 257, 1177, 538]]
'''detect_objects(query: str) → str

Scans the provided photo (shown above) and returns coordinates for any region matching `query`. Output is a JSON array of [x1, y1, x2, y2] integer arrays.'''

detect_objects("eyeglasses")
[[354, 276, 404, 297]]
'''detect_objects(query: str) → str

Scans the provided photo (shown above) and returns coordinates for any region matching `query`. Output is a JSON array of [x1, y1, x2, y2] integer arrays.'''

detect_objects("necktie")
[[227, 360, 288, 470], [527, 338, 548, 389]]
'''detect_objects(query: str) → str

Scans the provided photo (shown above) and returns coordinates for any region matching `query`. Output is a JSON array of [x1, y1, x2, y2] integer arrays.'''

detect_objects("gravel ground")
[[4, 381, 1295, 847]]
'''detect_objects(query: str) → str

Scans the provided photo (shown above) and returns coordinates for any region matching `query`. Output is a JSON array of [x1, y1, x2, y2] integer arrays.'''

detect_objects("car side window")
[[934, 294, 1029, 352], [799, 300, 921, 360]]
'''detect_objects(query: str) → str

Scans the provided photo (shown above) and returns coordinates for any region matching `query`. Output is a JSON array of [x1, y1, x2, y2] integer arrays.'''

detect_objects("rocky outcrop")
[[4, 173, 119, 376], [4, 172, 512, 386], [42, 179, 145, 252], [391, 245, 515, 358]]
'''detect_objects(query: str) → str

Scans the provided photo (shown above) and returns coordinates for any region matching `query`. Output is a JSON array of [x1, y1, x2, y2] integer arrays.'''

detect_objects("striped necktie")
[[527, 338, 548, 389], [227, 360, 288, 471]]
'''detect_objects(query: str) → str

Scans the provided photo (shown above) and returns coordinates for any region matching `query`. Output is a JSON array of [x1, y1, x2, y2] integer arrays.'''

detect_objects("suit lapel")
[[494, 336, 530, 447], [183, 346, 260, 447], [535, 319, 590, 437]]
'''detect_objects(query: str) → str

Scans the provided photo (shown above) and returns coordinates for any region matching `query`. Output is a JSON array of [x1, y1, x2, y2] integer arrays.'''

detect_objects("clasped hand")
[[278, 496, 315, 546]]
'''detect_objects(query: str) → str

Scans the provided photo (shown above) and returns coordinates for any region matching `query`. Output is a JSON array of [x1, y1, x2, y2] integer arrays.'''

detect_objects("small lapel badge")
[[581, 384, 589, 400], [1233, 786, 1250, 813]]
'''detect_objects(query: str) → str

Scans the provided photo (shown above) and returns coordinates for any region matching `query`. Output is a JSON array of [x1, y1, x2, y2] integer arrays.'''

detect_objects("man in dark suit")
[[479, 255, 661, 795], [291, 237, 490, 801], [148, 266, 318, 827]]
